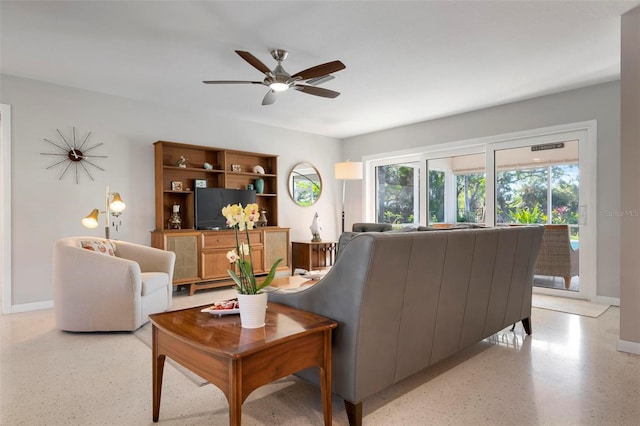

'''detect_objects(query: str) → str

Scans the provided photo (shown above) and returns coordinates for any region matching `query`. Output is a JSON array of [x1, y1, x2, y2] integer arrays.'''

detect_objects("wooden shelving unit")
[[151, 141, 289, 295], [154, 141, 279, 231]]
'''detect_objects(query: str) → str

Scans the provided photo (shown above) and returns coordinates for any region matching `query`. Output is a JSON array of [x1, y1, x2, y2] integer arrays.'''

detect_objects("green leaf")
[[226, 269, 243, 288], [256, 258, 283, 291]]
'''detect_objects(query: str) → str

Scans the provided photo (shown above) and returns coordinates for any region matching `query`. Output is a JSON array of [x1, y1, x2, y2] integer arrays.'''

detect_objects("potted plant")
[[222, 203, 282, 328]]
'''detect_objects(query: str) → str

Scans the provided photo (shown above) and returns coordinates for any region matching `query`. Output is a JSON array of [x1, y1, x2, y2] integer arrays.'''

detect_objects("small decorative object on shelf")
[[247, 183, 254, 191], [168, 204, 182, 229], [171, 181, 183, 191], [310, 212, 322, 242], [176, 156, 187, 168], [203, 162, 213, 170], [222, 203, 282, 328], [253, 165, 265, 174], [231, 164, 242, 172], [254, 177, 265, 194], [194, 179, 207, 188], [258, 208, 268, 227]]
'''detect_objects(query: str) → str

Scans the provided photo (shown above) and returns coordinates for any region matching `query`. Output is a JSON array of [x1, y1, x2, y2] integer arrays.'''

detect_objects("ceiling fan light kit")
[[203, 49, 346, 105]]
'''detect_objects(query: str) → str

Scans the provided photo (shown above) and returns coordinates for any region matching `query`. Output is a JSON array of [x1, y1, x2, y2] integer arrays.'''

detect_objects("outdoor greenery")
[[496, 165, 579, 224], [457, 173, 486, 223], [429, 170, 445, 222], [376, 163, 419, 225], [293, 179, 321, 207], [441, 165, 578, 225], [379, 160, 578, 229]]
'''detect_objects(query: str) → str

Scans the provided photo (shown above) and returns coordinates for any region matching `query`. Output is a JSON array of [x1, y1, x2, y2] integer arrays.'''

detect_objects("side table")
[[291, 241, 337, 275], [150, 302, 337, 425]]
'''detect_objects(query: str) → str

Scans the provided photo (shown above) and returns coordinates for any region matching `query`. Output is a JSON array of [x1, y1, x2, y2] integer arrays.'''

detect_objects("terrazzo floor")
[[1, 288, 639, 426]]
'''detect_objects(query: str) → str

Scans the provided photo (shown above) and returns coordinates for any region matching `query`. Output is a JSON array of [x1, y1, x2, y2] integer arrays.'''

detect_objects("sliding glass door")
[[493, 140, 581, 294], [487, 128, 593, 300], [367, 123, 595, 300]]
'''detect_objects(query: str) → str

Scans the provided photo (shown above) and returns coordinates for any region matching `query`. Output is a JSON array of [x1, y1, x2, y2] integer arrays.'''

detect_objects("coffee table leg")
[[229, 359, 242, 426], [321, 329, 333, 425], [152, 326, 165, 422]]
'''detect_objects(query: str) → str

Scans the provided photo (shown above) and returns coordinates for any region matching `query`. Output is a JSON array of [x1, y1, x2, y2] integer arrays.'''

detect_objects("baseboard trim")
[[617, 339, 640, 355], [596, 296, 620, 307], [10, 299, 53, 313]]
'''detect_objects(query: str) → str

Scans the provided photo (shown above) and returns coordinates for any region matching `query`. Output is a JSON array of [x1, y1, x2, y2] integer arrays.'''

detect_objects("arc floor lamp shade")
[[335, 161, 363, 233], [335, 161, 363, 180]]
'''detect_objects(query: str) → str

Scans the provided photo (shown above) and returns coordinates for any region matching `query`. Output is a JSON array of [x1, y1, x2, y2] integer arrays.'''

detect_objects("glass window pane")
[[428, 169, 445, 223], [496, 167, 548, 224], [551, 164, 579, 225], [375, 162, 420, 225], [455, 173, 486, 223]]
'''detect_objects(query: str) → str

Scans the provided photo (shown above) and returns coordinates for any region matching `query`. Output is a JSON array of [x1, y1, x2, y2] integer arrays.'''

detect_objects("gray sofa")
[[268, 225, 544, 425]]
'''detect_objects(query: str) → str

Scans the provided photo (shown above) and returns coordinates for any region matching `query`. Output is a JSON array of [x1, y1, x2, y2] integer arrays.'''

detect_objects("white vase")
[[237, 292, 268, 329]]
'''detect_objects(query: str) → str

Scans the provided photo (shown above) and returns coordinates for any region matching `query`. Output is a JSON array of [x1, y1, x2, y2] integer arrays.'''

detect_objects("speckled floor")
[[1, 289, 639, 426]]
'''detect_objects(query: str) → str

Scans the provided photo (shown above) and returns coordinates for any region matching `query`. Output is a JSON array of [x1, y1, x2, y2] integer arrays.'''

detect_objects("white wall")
[[1, 75, 342, 308], [342, 81, 621, 300]]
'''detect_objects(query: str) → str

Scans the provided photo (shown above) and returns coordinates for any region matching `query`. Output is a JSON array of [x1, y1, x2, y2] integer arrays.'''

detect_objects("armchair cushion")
[[80, 239, 116, 256]]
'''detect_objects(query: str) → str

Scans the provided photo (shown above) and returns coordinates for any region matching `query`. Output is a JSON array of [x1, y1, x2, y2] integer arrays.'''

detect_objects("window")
[[374, 161, 420, 226], [456, 172, 486, 223], [428, 169, 445, 222], [496, 167, 548, 224], [366, 123, 593, 299]]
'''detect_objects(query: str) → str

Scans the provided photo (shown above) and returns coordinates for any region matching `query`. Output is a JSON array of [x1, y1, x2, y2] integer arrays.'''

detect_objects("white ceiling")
[[2, 1, 638, 139]]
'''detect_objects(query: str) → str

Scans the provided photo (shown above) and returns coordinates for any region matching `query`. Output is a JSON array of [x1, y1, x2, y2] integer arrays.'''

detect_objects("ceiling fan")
[[203, 49, 346, 105]]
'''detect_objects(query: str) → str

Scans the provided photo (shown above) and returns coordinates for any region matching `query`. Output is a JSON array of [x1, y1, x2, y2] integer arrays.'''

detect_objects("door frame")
[[1, 104, 12, 314]]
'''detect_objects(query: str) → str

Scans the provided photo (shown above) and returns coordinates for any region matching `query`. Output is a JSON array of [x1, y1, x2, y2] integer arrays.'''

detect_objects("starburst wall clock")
[[40, 127, 107, 184]]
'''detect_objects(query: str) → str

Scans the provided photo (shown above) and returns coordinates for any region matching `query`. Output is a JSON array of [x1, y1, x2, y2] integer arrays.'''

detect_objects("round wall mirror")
[[288, 162, 322, 206]]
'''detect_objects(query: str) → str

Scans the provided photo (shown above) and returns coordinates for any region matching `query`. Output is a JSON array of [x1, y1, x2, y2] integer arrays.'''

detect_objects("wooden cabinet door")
[[264, 228, 290, 271], [201, 248, 233, 280], [201, 246, 265, 279], [166, 234, 200, 283]]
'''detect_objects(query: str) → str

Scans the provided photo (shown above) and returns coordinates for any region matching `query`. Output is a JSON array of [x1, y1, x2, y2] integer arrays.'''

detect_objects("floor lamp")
[[335, 161, 363, 233], [81, 186, 126, 239]]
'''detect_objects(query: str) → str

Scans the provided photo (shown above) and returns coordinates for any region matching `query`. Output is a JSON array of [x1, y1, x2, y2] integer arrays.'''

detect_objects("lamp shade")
[[109, 193, 126, 213], [81, 209, 100, 229], [335, 161, 363, 180]]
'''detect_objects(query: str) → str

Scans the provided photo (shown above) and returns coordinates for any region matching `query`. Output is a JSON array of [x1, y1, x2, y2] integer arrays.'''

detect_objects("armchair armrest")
[[54, 245, 143, 301], [113, 240, 176, 282]]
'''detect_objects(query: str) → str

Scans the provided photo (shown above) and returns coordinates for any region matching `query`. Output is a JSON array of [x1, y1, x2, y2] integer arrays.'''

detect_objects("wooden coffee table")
[[149, 302, 337, 425]]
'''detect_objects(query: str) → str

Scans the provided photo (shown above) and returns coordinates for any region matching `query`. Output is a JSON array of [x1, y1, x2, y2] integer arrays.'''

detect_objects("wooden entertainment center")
[[150, 141, 290, 295]]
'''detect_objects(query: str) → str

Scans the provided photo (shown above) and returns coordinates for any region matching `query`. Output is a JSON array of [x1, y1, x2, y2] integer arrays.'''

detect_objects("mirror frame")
[[288, 162, 322, 207]]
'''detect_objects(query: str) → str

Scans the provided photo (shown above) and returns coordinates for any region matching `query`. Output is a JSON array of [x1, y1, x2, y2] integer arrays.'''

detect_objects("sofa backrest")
[[352, 226, 543, 395], [269, 225, 544, 403]]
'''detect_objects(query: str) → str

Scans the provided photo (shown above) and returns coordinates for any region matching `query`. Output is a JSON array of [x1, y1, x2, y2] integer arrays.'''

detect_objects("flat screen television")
[[194, 188, 257, 230]]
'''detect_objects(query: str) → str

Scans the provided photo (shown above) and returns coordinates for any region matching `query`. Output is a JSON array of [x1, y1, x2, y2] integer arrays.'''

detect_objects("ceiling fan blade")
[[306, 74, 335, 86], [235, 50, 272, 75], [203, 80, 264, 85], [291, 60, 346, 80], [262, 90, 278, 105], [294, 84, 340, 99]]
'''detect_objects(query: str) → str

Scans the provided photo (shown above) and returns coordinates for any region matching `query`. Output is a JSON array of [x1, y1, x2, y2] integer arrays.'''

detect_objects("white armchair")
[[53, 237, 176, 332]]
